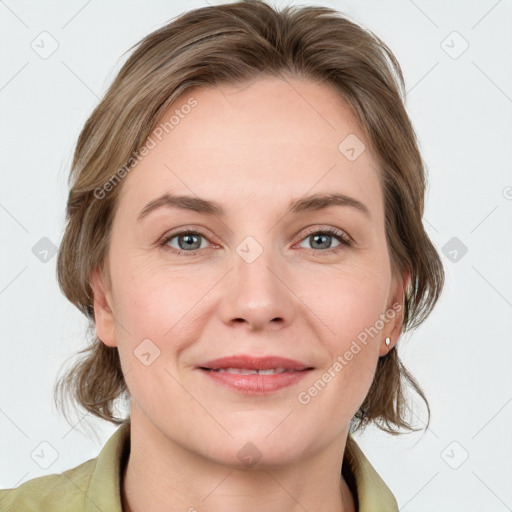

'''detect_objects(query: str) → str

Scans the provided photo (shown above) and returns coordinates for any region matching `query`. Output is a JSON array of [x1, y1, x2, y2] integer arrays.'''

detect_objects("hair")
[[54, 0, 444, 436]]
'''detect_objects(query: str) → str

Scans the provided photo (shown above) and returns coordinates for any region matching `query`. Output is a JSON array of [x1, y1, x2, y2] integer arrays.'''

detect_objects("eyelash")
[[159, 226, 352, 257]]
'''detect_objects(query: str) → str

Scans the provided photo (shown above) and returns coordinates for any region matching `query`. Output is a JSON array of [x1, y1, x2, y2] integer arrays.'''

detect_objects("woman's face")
[[93, 76, 405, 467]]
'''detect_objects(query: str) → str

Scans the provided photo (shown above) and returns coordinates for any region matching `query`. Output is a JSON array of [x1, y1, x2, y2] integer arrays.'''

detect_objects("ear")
[[379, 270, 411, 356], [90, 266, 117, 347]]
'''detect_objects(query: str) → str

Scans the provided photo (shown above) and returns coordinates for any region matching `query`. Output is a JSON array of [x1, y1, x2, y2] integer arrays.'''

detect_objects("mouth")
[[196, 355, 314, 394], [203, 367, 295, 375]]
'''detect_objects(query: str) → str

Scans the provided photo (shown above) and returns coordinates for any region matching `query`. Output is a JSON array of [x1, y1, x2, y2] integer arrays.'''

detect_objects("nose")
[[217, 243, 297, 332]]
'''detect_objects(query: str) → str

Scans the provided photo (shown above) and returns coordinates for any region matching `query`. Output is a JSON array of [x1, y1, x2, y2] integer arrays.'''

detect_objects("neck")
[[121, 409, 356, 512]]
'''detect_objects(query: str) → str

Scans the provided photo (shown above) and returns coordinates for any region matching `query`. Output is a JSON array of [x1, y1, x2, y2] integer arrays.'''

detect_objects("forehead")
[[117, 77, 383, 219]]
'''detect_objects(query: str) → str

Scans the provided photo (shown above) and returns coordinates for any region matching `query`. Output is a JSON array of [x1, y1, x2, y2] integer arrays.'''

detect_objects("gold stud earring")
[[385, 337, 391, 351]]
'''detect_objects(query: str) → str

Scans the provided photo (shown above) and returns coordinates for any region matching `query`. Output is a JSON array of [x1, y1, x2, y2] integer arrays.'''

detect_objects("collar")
[[86, 420, 398, 512], [344, 433, 399, 511]]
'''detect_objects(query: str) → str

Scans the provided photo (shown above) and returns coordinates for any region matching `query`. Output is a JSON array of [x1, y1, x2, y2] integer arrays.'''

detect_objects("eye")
[[160, 230, 210, 256], [296, 227, 351, 255], [159, 226, 352, 257]]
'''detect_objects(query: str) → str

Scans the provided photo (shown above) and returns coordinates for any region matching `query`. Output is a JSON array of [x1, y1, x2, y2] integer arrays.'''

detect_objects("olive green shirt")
[[0, 420, 398, 511]]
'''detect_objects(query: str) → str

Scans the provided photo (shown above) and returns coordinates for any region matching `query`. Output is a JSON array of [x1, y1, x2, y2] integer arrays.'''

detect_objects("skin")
[[91, 76, 407, 512]]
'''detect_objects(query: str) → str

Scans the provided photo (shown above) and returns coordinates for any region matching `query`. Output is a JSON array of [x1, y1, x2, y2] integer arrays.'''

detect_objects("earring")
[[385, 337, 391, 351]]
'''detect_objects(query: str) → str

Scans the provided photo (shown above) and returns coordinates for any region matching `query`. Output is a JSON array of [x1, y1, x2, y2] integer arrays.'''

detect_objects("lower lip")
[[199, 369, 312, 394]]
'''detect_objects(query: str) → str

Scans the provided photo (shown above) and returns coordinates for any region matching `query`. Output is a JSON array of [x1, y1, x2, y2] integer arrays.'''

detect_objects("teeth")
[[213, 368, 288, 375], [258, 368, 284, 375]]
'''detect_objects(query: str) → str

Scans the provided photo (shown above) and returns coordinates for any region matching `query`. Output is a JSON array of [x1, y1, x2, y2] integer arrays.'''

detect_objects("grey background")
[[1, 0, 511, 510]]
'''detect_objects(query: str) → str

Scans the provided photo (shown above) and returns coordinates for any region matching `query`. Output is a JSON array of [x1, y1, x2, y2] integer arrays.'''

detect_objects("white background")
[[1, 1, 511, 510]]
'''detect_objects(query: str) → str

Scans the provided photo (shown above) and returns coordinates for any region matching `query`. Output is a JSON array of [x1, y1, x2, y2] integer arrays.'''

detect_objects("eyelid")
[[297, 225, 352, 245], [159, 224, 352, 255], [158, 225, 218, 246]]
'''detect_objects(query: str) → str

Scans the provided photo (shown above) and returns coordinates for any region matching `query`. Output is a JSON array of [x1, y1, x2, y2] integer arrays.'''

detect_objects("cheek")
[[298, 262, 391, 411], [323, 287, 384, 378], [301, 260, 391, 343], [297, 271, 389, 420], [109, 248, 209, 337], [107, 263, 200, 404]]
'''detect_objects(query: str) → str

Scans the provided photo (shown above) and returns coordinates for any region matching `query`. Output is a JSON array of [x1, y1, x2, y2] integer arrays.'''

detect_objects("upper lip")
[[197, 355, 313, 371]]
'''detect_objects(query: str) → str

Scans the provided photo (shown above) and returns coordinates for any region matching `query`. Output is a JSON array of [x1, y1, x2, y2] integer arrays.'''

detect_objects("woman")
[[0, 1, 444, 511]]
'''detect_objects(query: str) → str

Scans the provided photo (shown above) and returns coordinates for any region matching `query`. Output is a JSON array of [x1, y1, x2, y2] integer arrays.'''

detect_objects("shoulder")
[[0, 421, 130, 512], [0, 458, 97, 512]]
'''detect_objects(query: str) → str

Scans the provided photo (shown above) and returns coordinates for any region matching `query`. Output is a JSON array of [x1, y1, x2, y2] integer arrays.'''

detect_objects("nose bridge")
[[219, 234, 295, 330]]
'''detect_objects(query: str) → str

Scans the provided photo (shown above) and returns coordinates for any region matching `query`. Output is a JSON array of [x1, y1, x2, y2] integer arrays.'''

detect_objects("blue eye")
[[161, 231, 209, 255], [159, 227, 351, 257], [297, 228, 351, 254]]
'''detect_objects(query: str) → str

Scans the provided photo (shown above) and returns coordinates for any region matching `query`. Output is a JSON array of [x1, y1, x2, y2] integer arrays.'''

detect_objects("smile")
[[206, 367, 289, 375], [196, 354, 314, 394]]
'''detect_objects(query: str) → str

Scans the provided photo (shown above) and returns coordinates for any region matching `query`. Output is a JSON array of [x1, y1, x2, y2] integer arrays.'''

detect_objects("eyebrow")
[[137, 192, 370, 221]]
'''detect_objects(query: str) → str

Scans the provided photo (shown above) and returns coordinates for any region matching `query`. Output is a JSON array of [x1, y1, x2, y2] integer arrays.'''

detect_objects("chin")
[[200, 422, 314, 469], [205, 441, 304, 471]]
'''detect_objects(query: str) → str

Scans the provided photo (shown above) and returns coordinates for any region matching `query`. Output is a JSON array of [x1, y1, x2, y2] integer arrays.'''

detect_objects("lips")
[[197, 355, 312, 372], [210, 368, 288, 375], [196, 355, 314, 394]]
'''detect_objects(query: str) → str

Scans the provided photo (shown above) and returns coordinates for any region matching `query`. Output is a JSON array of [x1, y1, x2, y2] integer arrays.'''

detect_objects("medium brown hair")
[[54, 0, 444, 435]]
